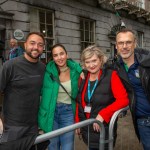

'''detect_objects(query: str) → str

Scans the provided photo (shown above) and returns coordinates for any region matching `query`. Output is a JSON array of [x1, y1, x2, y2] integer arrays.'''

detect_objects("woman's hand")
[[93, 114, 104, 132], [76, 128, 81, 134], [76, 128, 82, 140], [80, 72, 85, 79]]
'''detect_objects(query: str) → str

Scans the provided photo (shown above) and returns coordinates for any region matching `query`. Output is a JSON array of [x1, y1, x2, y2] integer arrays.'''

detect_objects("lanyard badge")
[[84, 79, 98, 113]]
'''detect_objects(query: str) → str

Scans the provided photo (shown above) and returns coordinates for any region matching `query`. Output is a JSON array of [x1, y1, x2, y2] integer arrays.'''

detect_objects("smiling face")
[[84, 54, 102, 74], [116, 31, 136, 62], [24, 34, 44, 62], [52, 46, 68, 68]]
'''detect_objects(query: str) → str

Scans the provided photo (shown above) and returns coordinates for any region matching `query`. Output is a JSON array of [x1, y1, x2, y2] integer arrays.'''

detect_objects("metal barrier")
[[34, 106, 129, 150], [108, 106, 129, 150], [34, 119, 105, 150]]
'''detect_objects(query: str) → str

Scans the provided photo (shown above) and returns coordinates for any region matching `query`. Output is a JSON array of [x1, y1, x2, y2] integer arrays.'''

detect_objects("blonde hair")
[[81, 45, 107, 68]]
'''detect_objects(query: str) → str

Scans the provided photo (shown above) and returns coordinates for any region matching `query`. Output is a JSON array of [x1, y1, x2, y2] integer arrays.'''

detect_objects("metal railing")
[[34, 106, 129, 150], [34, 119, 105, 150], [108, 106, 129, 150]]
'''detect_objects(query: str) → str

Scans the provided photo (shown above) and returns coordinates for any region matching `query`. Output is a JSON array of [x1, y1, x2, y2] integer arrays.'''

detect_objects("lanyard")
[[88, 79, 98, 103]]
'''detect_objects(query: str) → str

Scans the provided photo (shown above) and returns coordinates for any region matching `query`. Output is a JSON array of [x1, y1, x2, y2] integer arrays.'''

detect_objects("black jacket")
[[113, 48, 150, 140]]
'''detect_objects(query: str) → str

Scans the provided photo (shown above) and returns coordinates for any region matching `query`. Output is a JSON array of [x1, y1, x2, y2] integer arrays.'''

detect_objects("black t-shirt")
[[0, 55, 45, 126]]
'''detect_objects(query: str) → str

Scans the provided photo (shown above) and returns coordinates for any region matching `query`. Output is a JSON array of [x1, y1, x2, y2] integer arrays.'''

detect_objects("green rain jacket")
[[38, 59, 82, 133]]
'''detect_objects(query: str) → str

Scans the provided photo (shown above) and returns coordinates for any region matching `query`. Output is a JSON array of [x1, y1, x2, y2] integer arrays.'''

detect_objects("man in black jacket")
[[114, 28, 150, 150]]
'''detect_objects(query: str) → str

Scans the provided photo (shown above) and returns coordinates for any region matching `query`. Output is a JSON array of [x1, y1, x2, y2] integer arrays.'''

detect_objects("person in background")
[[0, 32, 45, 143], [38, 44, 82, 150], [114, 28, 150, 150], [8, 38, 24, 60], [75, 45, 129, 150]]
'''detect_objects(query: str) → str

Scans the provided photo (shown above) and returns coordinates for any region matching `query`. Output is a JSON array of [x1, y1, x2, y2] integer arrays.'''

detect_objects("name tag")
[[84, 105, 91, 113]]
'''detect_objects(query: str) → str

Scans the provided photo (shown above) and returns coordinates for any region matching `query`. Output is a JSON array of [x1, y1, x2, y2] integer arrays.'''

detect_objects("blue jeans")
[[137, 117, 150, 150], [48, 103, 74, 150]]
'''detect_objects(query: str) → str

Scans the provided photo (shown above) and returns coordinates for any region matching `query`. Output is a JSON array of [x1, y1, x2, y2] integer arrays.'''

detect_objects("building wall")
[[1, 0, 150, 61]]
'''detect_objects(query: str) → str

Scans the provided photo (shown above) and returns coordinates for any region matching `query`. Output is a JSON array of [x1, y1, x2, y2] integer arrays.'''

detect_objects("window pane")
[[40, 24, 46, 36], [90, 31, 94, 42], [85, 21, 89, 31], [46, 39, 53, 51], [46, 25, 53, 37], [81, 30, 84, 41], [39, 9, 54, 63], [80, 18, 95, 51], [85, 31, 89, 41], [46, 12, 52, 24], [39, 12, 45, 23]]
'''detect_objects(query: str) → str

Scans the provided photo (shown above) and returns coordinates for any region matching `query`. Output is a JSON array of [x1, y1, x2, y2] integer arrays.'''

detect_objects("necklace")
[[60, 66, 69, 72]]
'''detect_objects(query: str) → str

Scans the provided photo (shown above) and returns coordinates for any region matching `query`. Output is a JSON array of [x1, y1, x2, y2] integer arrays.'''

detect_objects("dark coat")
[[113, 48, 150, 140]]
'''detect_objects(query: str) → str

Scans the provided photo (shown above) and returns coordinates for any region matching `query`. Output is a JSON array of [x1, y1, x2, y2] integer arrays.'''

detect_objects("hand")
[[93, 114, 104, 132], [76, 128, 81, 135], [76, 128, 82, 140], [80, 72, 85, 79]]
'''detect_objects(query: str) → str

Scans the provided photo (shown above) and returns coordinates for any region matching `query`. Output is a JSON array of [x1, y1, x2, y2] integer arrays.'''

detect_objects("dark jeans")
[[137, 117, 150, 150]]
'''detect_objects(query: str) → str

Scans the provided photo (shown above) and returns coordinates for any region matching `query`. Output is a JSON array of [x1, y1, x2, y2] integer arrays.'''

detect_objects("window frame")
[[80, 17, 95, 50], [137, 31, 144, 48]]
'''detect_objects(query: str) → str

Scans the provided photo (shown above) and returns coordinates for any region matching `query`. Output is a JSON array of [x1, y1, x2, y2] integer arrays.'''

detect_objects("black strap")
[[50, 74, 75, 101]]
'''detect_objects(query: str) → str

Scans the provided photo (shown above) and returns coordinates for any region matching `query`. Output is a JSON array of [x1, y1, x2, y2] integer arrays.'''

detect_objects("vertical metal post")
[[108, 106, 129, 150]]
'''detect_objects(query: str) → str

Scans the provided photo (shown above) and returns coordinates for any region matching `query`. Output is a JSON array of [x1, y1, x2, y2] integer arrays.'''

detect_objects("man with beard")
[[0, 32, 45, 143]]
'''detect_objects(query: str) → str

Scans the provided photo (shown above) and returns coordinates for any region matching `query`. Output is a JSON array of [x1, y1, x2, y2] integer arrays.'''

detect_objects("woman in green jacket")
[[38, 44, 82, 150]]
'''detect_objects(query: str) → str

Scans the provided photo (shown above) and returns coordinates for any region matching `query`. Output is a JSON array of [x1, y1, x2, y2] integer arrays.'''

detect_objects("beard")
[[26, 50, 42, 60]]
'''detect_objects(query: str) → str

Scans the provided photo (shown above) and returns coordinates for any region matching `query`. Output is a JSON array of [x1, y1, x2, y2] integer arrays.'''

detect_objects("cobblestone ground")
[[75, 110, 143, 150]]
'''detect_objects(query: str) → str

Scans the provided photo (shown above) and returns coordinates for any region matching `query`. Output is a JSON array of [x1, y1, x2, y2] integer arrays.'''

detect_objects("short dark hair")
[[116, 28, 136, 40], [51, 43, 67, 54], [25, 32, 45, 43]]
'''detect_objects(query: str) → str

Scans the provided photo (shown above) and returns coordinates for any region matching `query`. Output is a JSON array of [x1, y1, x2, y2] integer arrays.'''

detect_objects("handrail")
[[108, 106, 129, 150], [34, 119, 105, 150]]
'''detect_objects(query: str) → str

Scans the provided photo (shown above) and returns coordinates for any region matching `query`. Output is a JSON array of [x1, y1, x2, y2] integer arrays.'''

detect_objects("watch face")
[[0, 118, 3, 136]]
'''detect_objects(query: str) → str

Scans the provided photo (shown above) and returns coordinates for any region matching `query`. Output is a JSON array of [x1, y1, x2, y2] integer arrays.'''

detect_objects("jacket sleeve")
[[99, 71, 129, 123]]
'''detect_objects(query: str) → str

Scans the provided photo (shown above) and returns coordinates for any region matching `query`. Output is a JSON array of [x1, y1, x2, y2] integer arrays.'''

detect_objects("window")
[[80, 18, 95, 50], [30, 8, 54, 63], [137, 31, 144, 48]]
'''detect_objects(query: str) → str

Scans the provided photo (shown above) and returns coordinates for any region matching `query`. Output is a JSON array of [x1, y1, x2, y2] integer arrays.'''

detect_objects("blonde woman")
[[75, 45, 129, 150]]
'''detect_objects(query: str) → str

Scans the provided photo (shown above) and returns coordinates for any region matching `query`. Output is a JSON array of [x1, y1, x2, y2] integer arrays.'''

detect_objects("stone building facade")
[[0, 0, 150, 64]]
